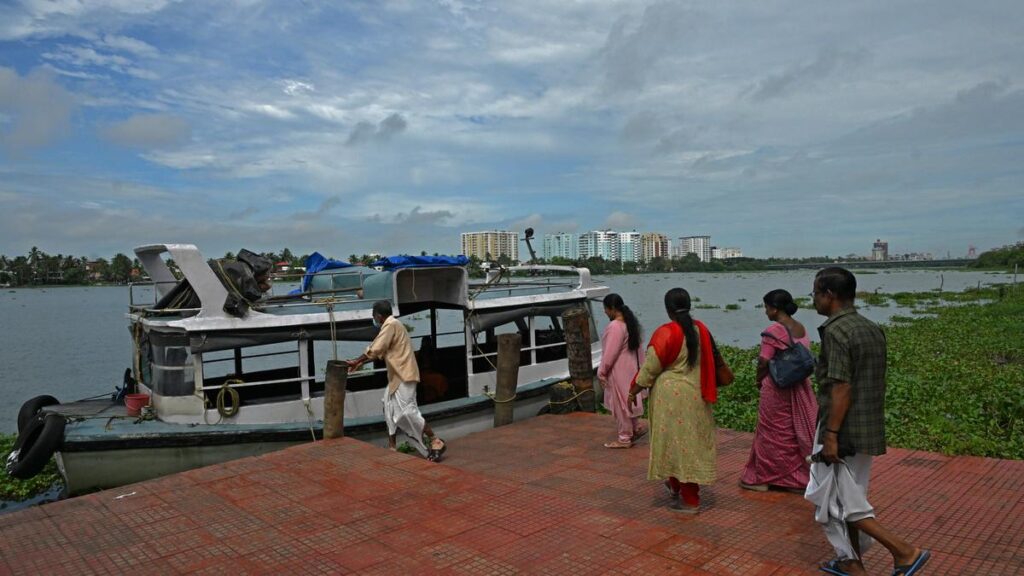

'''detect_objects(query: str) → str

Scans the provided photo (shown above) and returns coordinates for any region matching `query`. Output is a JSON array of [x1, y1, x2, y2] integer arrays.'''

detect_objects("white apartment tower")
[[678, 235, 712, 262], [578, 230, 619, 261], [461, 231, 519, 262], [618, 232, 642, 263], [542, 233, 579, 261]]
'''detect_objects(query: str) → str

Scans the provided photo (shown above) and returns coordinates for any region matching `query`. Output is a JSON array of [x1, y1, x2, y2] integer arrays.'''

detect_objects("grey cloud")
[[320, 196, 342, 212], [288, 196, 342, 221], [621, 111, 664, 144], [621, 110, 701, 155], [0, 67, 75, 153], [228, 206, 261, 220], [394, 206, 454, 226], [601, 1, 699, 93], [101, 114, 191, 149], [605, 211, 636, 229], [346, 113, 408, 146], [835, 80, 1023, 150], [747, 47, 870, 101]]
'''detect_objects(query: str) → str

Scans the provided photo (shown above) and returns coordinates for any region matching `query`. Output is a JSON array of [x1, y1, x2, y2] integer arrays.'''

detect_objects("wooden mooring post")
[[561, 307, 595, 412], [324, 360, 347, 439], [494, 332, 521, 427]]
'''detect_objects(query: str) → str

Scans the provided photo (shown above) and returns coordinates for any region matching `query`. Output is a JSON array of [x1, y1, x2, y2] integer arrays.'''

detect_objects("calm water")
[[0, 269, 1012, 433]]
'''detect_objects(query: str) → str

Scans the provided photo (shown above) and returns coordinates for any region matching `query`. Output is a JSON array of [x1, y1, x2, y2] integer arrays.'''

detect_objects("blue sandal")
[[892, 549, 930, 576], [820, 559, 850, 576]]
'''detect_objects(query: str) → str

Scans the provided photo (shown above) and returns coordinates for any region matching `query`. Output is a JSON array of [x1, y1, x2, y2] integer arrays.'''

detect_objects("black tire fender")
[[6, 413, 65, 480], [17, 395, 59, 433]]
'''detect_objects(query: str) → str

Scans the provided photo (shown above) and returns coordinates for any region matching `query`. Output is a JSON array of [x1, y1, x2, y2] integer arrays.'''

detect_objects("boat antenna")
[[523, 228, 538, 265]]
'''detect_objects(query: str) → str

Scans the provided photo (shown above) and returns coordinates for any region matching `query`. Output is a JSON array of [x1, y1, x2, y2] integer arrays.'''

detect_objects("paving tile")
[[0, 414, 1021, 575]]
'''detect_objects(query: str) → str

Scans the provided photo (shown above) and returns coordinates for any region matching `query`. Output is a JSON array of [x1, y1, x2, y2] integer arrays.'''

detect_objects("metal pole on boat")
[[494, 332, 521, 427], [562, 307, 595, 412], [324, 360, 347, 439]]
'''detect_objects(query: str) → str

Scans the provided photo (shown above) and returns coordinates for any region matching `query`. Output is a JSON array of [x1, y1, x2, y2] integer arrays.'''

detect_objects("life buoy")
[[6, 413, 65, 479], [17, 395, 59, 433]]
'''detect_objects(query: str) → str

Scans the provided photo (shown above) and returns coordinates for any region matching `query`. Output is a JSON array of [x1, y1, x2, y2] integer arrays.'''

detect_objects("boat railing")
[[468, 339, 565, 361], [200, 375, 315, 391], [200, 345, 388, 394]]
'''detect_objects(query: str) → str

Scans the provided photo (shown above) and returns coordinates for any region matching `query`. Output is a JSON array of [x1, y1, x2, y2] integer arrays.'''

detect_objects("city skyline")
[[1, 2, 1022, 260]]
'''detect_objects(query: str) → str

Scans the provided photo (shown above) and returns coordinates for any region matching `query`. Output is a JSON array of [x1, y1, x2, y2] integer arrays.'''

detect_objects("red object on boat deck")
[[124, 393, 150, 416]]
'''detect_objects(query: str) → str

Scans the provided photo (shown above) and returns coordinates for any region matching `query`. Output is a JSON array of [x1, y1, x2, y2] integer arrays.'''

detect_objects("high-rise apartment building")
[[618, 232, 642, 263], [579, 230, 619, 261], [542, 233, 579, 261], [678, 235, 712, 262], [461, 231, 519, 262], [721, 247, 743, 259], [640, 233, 670, 262]]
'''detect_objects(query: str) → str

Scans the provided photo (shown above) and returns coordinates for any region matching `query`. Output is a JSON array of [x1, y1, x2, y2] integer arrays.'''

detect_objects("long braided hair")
[[664, 287, 698, 367], [603, 293, 642, 351]]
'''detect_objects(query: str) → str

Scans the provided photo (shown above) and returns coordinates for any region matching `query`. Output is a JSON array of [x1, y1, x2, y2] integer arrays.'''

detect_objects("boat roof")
[[131, 245, 607, 340]]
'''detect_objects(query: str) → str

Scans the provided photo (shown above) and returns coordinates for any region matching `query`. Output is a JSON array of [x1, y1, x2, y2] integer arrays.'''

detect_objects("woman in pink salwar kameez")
[[598, 294, 646, 448], [740, 289, 819, 492]]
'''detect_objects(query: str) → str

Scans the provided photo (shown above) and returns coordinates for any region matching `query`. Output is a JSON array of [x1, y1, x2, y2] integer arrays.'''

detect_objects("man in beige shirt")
[[346, 300, 447, 461]]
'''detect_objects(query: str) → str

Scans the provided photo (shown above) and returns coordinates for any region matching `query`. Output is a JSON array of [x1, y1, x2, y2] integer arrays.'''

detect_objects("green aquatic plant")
[[724, 304, 741, 311], [856, 291, 889, 307], [715, 287, 1024, 459], [0, 435, 62, 501]]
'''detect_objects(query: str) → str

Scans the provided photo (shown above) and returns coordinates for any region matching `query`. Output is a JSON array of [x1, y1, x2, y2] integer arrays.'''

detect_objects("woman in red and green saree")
[[628, 287, 720, 513]]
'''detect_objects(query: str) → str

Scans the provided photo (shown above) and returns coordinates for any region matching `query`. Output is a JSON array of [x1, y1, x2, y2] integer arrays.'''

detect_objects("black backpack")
[[760, 324, 816, 389]]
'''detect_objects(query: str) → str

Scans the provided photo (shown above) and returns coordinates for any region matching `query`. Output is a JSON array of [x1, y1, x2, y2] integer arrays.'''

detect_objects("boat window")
[[201, 342, 309, 406], [149, 345, 195, 397], [469, 301, 591, 373], [532, 314, 567, 364]]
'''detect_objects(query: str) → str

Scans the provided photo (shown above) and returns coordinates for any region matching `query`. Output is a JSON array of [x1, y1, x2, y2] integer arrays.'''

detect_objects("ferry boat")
[[6, 243, 607, 494]]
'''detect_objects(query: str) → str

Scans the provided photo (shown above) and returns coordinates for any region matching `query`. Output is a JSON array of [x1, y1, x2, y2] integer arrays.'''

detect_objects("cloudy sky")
[[0, 0, 1021, 260]]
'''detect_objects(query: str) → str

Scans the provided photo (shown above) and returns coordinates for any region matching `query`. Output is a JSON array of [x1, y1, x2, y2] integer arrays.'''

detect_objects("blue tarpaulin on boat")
[[296, 252, 353, 293], [370, 255, 469, 270]]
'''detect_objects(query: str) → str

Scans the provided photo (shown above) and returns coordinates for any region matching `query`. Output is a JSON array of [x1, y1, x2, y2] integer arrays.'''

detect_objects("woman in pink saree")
[[598, 294, 646, 448], [740, 289, 819, 492]]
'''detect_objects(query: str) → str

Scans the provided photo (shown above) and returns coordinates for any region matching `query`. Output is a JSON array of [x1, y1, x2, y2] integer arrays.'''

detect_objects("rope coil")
[[217, 379, 242, 418]]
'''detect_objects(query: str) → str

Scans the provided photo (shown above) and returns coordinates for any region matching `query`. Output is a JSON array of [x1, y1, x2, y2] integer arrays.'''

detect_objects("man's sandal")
[[892, 550, 930, 576], [820, 558, 851, 576], [426, 438, 447, 462]]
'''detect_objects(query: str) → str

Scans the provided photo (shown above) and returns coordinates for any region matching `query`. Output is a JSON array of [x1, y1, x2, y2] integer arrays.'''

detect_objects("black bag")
[[760, 325, 815, 389]]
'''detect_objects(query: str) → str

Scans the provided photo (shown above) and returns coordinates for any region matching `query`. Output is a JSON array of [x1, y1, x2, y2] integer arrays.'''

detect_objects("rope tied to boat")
[[302, 397, 316, 442], [546, 387, 594, 406], [217, 379, 242, 418], [324, 298, 338, 361], [484, 390, 517, 404]]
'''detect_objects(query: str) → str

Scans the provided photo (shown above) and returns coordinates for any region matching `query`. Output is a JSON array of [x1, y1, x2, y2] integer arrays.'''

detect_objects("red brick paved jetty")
[[1, 413, 1021, 575]]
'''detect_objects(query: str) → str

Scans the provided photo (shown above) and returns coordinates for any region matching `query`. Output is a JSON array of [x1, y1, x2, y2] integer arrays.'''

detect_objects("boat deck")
[[1, 412, 1020, 575]]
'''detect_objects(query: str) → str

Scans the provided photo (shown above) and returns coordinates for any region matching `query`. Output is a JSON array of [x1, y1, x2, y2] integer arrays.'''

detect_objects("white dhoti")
[[804, 427, 876, 561], [383, 382, 426, 452]]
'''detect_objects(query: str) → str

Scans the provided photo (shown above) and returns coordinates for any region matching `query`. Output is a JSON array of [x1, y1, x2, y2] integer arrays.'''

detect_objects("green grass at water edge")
[[0, 435, 62, 501], [713, 286, 1024, 459]]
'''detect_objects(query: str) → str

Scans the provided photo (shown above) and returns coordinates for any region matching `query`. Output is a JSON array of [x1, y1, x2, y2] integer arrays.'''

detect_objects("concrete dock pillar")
[[561, 307, 595, 412], [494, 332, 521, 427], [324, 360, 347, 439]]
